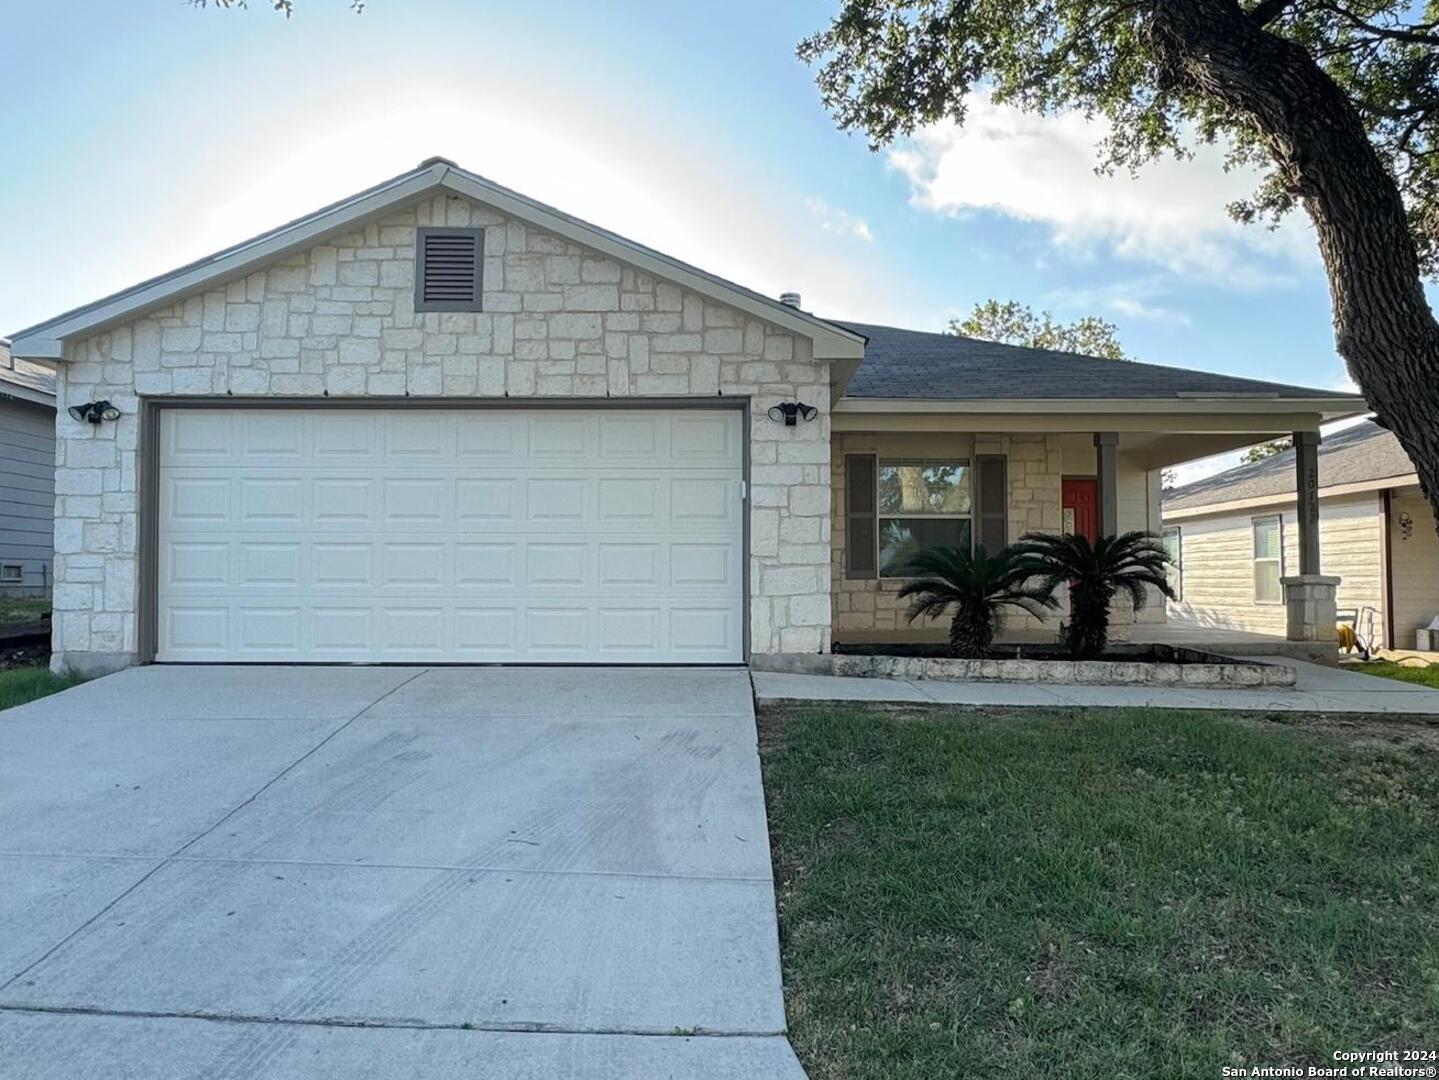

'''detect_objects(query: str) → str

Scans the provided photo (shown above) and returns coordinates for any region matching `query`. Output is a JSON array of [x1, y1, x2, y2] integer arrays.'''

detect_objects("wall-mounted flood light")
[[767, 401, 818, 427], [67, 400, 121, 425]]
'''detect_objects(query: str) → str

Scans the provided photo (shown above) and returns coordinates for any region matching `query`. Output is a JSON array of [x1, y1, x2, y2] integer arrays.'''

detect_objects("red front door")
[[1062, 478, 1098, 542]]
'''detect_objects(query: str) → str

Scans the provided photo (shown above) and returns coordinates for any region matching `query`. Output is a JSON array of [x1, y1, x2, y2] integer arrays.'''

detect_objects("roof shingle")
[[1163, 420, 1412, 511], [833, 321, 1350, 402]]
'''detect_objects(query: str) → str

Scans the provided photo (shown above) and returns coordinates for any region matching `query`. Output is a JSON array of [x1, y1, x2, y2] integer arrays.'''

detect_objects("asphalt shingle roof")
[[833, 321, 1348, 402], [1163, 420, 1413, 511]]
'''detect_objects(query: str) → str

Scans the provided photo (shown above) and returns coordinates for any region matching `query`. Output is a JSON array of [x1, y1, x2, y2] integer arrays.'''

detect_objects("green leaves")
[[952, 299, 1129, 359]]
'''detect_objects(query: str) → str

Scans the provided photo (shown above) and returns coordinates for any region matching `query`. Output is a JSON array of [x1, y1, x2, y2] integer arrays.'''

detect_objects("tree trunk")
[[1145, 0, 1439, 535]]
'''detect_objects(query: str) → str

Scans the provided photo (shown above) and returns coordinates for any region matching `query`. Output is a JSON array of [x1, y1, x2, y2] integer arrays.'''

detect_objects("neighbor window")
[[1161, 525, 1183, 602], [0, 564, 20, 583], [877, 459, 972, 577], [1252, 515, 1283, 604]]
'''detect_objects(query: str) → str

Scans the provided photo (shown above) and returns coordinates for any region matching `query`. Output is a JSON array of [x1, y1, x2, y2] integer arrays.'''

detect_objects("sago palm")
[[1011, 531, 1177, 659], [896, 546, 1059, 659]]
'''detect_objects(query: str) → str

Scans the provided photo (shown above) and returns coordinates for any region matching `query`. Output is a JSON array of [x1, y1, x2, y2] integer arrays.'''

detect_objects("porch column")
[[1293, 429, 1321, 575], [1282, 428, 1339, 644], [1094, 432, 1118, 537]]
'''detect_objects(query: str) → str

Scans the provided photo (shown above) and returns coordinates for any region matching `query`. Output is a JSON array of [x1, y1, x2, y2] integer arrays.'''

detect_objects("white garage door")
[[157, 408, 745, 663]]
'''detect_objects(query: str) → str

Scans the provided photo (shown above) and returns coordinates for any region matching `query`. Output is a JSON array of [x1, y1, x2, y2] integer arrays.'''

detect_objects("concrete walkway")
[[754, 655, 1439, 715], [0, 665, 803, 1079]]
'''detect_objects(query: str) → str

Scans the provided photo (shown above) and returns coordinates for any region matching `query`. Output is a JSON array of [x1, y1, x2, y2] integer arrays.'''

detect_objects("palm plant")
[[896, 545, 1059, 659], [1011, 531, 1177, 659]]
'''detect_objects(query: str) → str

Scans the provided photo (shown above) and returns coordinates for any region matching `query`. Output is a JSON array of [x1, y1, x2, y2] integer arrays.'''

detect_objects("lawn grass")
[[0, 665, 87, 712], [1348, 660, 1439, 689], [0, 596, 49, 629], [762, 705, 1439, 1079]]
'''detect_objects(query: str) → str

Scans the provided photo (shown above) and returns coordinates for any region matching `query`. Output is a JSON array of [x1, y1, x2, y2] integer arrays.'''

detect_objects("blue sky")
[[2, 1, 1357, 476]]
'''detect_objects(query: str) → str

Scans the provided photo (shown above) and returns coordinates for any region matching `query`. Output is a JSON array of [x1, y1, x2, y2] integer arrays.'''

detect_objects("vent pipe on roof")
[[779, 291, 802, 309]]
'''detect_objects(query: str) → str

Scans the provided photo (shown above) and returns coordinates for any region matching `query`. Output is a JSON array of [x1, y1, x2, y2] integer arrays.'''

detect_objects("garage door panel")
[[528, 415, 588, 456], [157, 409, 744, 663], [599, 415, 661, 458], [455, 479, 516, 521], [240, 542, 302, 586]]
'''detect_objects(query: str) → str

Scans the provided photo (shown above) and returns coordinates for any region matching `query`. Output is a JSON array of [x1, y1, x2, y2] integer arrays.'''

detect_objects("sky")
[[0, 1, 1366, 482]]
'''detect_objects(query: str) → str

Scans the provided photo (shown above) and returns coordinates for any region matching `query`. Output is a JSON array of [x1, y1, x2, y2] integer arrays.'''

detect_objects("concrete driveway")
[[0, 665, 803, 1079]]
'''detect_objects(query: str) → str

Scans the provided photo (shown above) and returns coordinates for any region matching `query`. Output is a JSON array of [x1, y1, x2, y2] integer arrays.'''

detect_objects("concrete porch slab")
[[0, 1011, 807, 1079]]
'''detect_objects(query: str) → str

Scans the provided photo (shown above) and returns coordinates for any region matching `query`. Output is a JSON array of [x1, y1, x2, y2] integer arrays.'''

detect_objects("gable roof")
[[8, 158, 865, 368], [835, 322, 1361, 409], [0, 340, 55, 408], [1164, 420, 1415, 513]]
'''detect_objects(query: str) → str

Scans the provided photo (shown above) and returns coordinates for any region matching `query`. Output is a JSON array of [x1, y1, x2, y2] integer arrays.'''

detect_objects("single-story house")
[[0, 339, 56, 597], [7, 158, 1365, 674], [1163, 420, 1439, 652]]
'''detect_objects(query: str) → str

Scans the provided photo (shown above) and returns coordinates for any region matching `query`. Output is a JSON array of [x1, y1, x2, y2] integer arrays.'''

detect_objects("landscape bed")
[[754, 643, 1296, 689]]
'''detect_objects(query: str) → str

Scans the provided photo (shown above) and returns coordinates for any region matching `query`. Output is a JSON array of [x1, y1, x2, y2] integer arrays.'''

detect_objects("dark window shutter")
[[845, 454, 878, 578], [414, 227, 484, 312], [975, 455, 1008, 554]]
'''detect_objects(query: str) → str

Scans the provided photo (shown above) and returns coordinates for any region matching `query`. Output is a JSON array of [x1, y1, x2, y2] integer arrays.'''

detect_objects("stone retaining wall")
[[752, 650, 1297, 689]]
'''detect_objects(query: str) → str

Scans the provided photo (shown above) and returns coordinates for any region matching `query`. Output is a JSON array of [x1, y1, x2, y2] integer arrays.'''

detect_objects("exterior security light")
[[67, 400, 121, 424], [767, 401, 818, 427]]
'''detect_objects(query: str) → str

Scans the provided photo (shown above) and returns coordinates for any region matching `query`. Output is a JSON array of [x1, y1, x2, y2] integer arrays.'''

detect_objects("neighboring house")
[[0, 339, 56, 597], [1164, 420, 1439, 651], [7, 158, 1364, 674]]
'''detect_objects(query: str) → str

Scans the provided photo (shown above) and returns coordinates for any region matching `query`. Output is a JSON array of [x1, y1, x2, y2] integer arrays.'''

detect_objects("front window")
[[1253, 515, 1284, 604], [877, 459, 972, 577]]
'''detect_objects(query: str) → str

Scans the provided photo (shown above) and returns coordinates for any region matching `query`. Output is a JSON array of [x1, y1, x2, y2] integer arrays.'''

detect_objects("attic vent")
[[415, 227, 484, 312]]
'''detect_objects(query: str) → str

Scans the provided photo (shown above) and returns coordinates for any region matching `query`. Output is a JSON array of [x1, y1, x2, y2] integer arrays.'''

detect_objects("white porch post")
[[1282, 428, 1339, 643]]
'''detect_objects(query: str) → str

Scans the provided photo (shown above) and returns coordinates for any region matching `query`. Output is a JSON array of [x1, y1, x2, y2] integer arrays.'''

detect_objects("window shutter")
[[414, 227, 484, 312], [976, 455, 1008, 554], [845, 454, 878, 578]]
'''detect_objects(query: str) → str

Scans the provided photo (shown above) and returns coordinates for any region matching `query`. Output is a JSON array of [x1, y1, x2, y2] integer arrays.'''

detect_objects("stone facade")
[[51, 192, 831, 672]]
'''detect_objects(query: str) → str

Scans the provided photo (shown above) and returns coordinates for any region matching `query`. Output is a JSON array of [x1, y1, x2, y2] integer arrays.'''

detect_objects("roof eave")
[[834, 395, 1368, 419]]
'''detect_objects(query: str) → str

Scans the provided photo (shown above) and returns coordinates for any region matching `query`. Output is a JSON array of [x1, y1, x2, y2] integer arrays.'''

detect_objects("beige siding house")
[[7, 158, 1365, 673], [1164, 421, 1439, 651]]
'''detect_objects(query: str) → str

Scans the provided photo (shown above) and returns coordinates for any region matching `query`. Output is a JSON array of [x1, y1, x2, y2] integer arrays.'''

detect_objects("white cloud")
[[888, 93, 1317, 287], [1108, 297, 1192, 325], [804, 198, 875, 243]]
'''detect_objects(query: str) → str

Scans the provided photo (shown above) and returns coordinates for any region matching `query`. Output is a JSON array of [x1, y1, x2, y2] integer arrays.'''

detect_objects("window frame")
[[1252, 514, 1285, 605], [876, 457, 975, 580], [0, 564, 22, 584], [1161, 524, 1183, 603], [413, 226, 486, 314]]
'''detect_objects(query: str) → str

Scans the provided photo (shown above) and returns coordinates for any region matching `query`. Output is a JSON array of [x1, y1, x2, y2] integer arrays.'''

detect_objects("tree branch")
[[1247, 0, 1294, 28]]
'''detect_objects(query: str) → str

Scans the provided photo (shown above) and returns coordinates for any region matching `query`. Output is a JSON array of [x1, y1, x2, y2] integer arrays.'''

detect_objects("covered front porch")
[[829, 400, 1352, 650]]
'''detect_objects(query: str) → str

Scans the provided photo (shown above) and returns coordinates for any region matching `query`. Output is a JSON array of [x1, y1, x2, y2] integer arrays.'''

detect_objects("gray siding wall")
[[0, 396, 55, 595]]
